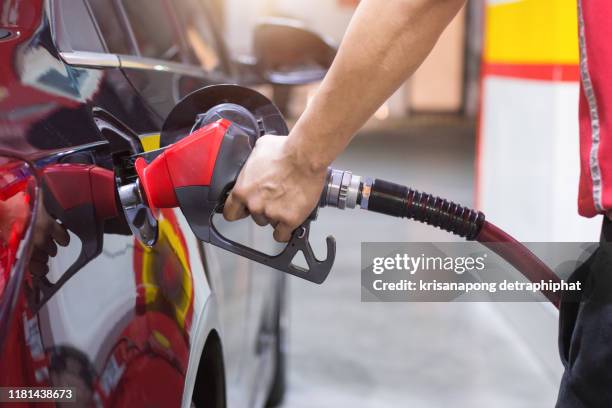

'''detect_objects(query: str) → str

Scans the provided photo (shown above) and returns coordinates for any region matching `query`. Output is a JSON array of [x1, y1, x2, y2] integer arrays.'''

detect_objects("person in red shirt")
[[578, 1, 612, 219], [559, 1, 612, 406], [224, 1, 611, 405]]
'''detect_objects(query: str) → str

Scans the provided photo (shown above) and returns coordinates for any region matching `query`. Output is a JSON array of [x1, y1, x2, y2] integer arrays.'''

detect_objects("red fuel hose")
[[360, 178, 561, 307], [476, 221, 560, 307]]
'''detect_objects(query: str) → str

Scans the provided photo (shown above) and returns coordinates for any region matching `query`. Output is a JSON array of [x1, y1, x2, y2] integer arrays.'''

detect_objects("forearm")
[[286, 0, 465, 171]]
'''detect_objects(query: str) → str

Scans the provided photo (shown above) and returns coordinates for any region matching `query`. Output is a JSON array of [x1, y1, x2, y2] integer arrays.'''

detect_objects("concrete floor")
[[281, 118, 563, 407]]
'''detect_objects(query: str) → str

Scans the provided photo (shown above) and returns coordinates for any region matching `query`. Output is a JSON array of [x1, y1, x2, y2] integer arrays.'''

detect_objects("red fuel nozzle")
[[134, 119, 231, 215]]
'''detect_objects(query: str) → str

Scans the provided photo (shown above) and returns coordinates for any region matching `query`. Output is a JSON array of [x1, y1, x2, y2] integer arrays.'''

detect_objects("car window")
[[172, 0, 222, 72], [121, 0, 182, 62], [86, 0, 133, 55], [53, 0, 105, 53]]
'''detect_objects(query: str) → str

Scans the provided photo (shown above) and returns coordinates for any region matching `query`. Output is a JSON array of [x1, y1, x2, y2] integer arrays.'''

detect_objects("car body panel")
[[0, 1, 284, 406]]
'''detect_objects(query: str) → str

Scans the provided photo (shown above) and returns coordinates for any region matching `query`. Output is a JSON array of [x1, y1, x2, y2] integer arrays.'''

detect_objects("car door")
[[91, 0, 232, 121], [20, 1, 205, 405]]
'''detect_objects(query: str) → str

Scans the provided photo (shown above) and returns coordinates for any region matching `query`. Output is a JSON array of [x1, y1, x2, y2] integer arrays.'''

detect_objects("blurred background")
[[219, 0, 592, 406]]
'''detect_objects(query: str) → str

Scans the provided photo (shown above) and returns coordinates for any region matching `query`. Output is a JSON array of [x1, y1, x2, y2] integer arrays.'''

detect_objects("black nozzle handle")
[[208, 205, 335, 284]]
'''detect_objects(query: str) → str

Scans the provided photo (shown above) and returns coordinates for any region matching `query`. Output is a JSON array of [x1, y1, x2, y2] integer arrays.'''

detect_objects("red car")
[[0, 0, 333, 406]]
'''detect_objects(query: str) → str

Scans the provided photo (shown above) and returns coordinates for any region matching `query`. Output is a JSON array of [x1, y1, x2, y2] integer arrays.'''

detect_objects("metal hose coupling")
[[320, 168, 363, 210]]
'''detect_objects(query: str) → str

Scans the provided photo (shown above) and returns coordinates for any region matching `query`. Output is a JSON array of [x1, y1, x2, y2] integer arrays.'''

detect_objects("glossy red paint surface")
[[1, 1, 286, 405]]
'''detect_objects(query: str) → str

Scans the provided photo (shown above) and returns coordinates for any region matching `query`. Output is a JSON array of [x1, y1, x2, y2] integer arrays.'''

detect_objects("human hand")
[[223, 135, 327, 242]]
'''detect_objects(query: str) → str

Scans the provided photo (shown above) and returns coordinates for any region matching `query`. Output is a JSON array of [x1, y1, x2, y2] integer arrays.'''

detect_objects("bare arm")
[[287, 0, 465, 171], [224, 0, 465, 241]]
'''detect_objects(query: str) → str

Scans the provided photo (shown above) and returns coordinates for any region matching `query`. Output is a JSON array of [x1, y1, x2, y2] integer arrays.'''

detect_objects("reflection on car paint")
[[1, 0, 289, 405], [0, 206, 194, 406], [134, 209, 194, 332], [19, 46, 103, 103], [31, 163, 117, 310]]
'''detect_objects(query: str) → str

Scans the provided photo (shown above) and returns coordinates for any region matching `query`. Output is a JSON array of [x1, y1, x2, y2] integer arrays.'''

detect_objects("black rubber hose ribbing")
[[367, 179, 485, 240]]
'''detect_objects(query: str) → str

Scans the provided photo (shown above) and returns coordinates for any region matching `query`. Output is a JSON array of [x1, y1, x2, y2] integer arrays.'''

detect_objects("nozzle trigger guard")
[[208, 205, 335, 284]]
